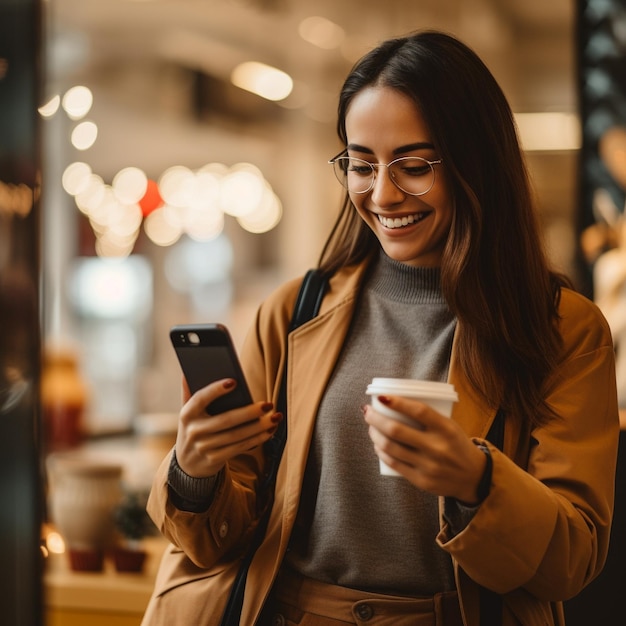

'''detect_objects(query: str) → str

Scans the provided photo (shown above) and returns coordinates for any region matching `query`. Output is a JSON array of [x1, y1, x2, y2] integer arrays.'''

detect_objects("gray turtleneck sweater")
[[285, 252, 457, 596]]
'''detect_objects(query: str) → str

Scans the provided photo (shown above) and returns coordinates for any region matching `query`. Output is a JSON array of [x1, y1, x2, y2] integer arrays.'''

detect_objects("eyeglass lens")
[[332, 157, 436, 196]]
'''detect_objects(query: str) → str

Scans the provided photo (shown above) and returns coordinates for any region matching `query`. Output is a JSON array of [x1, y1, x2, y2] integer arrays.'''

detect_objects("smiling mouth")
[[377, 212, 430, 229]]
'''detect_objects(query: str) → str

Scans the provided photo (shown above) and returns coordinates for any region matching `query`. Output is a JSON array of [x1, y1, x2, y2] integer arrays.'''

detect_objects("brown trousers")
[[260, 570, 464, 626]]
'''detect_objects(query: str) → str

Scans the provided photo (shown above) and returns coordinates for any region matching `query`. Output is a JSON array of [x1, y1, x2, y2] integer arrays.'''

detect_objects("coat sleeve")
[[146, 446, 264, 568], [437, 291, 620, 602], [146, 279, 300, 569]]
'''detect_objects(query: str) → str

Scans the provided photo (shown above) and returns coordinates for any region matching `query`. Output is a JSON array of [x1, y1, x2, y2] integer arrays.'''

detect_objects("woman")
[[142, 31, 619, 626]]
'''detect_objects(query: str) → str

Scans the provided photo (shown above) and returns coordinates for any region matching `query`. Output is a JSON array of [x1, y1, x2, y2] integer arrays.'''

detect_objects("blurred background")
[[41, 0, 581, 436], [2, 0, 626, 624]]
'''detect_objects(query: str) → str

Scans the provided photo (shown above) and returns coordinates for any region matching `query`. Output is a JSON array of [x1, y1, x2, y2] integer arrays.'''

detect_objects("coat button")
[[355, 602, 374, 621], [218, 521, 229, 538], [271, 614, 285, 626]]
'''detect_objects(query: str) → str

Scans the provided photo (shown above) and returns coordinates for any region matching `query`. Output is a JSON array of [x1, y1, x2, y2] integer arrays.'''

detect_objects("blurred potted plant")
[[112, 490, 154, 572]]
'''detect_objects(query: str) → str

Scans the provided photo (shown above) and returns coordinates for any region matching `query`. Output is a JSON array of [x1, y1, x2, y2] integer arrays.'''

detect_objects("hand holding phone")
[[170, 323, 253, 415], [169, 323, 281, 479]]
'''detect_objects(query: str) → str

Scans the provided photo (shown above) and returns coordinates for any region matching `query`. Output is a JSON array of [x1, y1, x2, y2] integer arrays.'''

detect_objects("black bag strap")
[[219, 269, 329, 626], [289, 269, 329, 332], [480, 408, 505, 626], [262, 269, 328, 488]]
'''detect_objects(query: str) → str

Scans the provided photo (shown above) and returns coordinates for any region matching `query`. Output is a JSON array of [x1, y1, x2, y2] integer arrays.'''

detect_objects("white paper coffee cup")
[[366, 378, 458, 476]]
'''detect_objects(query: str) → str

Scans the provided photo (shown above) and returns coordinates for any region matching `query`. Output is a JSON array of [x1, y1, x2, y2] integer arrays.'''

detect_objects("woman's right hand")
[[174, 377, 282, 478]]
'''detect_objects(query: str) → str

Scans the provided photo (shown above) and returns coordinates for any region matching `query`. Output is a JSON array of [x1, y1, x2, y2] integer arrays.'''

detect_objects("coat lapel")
[[278, 267, 363, 543]]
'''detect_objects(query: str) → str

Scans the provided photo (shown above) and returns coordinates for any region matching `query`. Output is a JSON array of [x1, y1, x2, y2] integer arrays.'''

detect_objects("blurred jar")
[[47, 454, 123, 571], [41, 346, 88, 452]]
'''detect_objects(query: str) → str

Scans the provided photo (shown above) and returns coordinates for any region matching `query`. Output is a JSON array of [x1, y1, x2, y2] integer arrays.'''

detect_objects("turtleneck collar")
[[367, 251, 447, 305]]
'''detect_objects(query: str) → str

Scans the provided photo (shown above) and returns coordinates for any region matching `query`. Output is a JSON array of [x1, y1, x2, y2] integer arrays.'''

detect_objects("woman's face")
[[344, 86, 453, 267]]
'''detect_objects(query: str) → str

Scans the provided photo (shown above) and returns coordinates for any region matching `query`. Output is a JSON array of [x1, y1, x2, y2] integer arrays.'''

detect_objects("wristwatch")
[[473, 441, 493, 503]]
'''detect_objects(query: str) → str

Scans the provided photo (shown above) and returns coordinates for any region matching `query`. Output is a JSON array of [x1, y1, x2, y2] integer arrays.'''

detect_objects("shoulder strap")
[[261, 269, 328, 485], [219, 269, 329, 626], [289, 269, 329, 332]]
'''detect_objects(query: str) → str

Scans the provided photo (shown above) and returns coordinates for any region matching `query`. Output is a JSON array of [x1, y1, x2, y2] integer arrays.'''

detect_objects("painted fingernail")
[[261, 402, 274, 412], [271, 412, 283, 423], [223, 379, 236, 389], [267, 426, 278, 436], [377, 395, 391, 405]]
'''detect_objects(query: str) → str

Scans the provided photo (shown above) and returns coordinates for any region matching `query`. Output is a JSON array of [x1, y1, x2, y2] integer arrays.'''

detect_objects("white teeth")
[[377, 213, 424, 229]]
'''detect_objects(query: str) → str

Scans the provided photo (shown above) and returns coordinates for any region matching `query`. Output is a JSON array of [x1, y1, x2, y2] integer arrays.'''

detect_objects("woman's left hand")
[[363, 395, 487, 504]]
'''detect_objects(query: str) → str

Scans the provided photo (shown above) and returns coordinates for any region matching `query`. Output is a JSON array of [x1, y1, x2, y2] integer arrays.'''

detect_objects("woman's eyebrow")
[[346, 141, 435, 155], [346, 143, 373, 154], [393, 142, 435, 154]]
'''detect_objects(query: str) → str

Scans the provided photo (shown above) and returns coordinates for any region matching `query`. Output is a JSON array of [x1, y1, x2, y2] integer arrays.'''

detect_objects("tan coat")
[[143, 261, 619, 626]]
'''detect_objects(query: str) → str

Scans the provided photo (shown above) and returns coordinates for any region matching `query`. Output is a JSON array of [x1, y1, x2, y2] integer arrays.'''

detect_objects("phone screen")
[[170, 324, 253, 414]]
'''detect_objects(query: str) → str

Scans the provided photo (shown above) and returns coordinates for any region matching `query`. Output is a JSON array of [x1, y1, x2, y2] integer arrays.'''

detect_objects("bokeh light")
[[62, 85, 94, 120], [71, 121, 98, 150], [298, 16, 345, 50], [231, 61, 293, 101], [39, 94, 61, 118], [112, 167, 148, 204]]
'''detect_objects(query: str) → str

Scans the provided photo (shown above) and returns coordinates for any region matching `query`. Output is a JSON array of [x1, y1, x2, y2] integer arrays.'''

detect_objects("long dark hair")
[[319, 30, 570, 425]]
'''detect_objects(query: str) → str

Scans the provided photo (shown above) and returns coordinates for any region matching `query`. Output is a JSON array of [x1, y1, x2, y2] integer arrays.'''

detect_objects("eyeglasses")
[[328, 151, 442, 196]]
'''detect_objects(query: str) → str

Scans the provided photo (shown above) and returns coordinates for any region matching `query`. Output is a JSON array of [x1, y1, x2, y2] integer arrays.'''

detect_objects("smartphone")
[[169, 323, 253, 415]]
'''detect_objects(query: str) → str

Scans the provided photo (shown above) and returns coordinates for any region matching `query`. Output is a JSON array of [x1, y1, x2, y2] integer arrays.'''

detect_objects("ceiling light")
[[298, 16, 345, 50], [231, 61, 293, 101], [514, 112, 581, 152]]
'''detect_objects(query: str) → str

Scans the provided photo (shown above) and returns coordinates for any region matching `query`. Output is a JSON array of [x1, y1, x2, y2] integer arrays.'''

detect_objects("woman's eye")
[[401, 162, 430, 176], [349, 162, 373, 175]]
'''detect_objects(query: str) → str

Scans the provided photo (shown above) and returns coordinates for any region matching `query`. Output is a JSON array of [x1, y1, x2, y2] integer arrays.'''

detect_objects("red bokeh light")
[[139, 179, 164, 217]]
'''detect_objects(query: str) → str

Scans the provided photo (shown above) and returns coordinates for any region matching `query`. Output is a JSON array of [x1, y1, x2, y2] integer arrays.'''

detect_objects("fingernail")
[[223, 379, 236, 389], [267, 426, 278, 436], [377, 395, 391, 405], [271, 412, 283, 423], [360, 405, 368, 415], [261, 402, 274, 412]]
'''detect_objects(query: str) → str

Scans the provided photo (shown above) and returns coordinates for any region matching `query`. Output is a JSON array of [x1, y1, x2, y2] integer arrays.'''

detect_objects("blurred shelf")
[[45, 537, 167, 625]]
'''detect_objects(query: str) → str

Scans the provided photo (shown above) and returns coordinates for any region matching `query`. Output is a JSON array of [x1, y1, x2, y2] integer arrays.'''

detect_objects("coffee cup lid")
[[366, 377, 458, 402]]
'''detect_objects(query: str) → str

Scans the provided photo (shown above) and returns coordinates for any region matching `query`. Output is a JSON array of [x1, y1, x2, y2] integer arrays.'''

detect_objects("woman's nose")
[[370, 167, 405, 206]]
